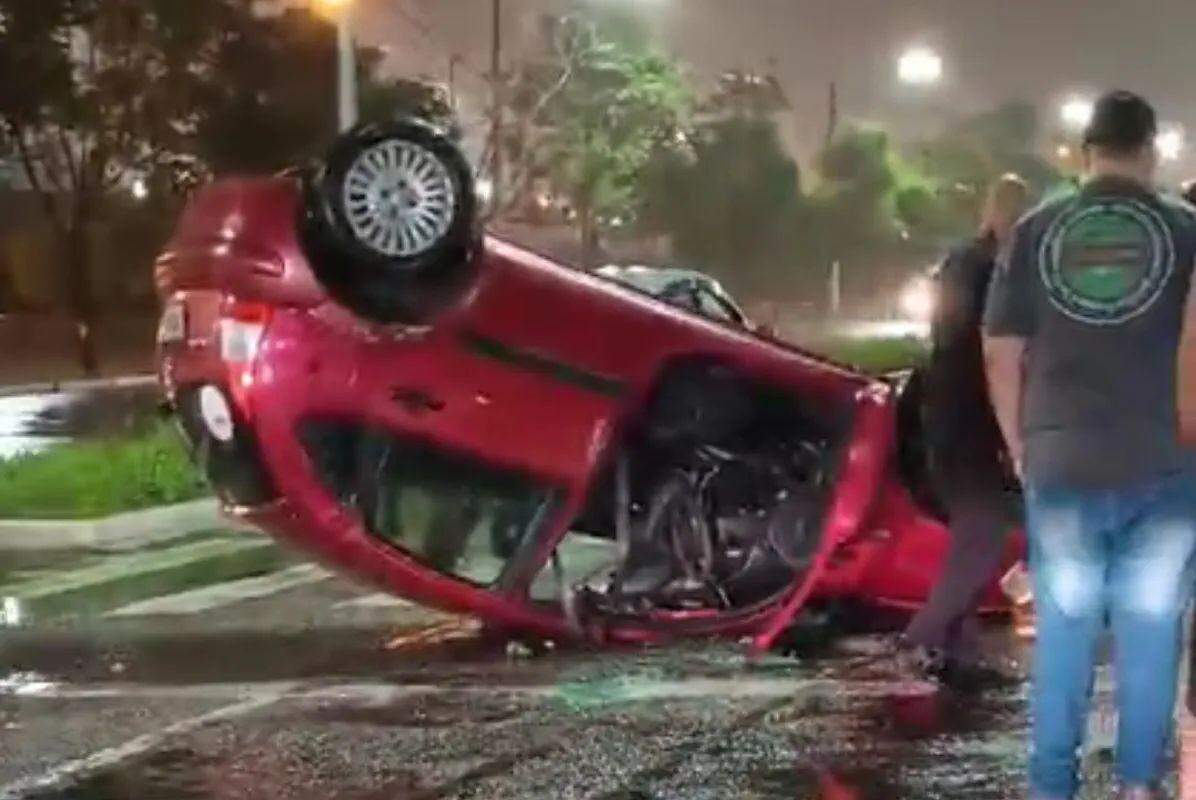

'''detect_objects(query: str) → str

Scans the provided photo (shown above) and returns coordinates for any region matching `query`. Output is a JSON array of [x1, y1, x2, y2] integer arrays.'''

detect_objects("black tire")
[[300, 118, 480, 325]]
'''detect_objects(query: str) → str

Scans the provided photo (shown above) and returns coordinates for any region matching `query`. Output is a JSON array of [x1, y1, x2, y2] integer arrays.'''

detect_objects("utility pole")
[[448, 54, 462, 111], [489, 0, 504, 208], [336, 3, 358, 132], [829, 261, 842, 317], [825, 81, 838, 145]]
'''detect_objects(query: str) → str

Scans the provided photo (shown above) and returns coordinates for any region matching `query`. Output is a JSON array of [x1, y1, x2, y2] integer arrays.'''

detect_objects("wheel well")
[[573, 357, 847, 538]]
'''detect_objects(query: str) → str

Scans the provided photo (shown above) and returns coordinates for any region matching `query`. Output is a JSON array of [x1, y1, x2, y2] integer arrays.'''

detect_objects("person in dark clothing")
[[894, 174, 1030, 682]]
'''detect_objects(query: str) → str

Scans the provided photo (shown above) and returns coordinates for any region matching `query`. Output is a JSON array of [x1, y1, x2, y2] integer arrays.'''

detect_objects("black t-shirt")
[[984, 176, 1196, 488], [923, 235, 1005, 477]]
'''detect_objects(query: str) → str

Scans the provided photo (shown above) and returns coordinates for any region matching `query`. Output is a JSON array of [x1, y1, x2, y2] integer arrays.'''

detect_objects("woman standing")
[[893, 174, 1031, 688]]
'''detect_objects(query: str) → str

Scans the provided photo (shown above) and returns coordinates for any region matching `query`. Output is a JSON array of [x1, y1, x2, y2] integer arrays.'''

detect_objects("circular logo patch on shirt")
[[1038, 198, 1175, 325]]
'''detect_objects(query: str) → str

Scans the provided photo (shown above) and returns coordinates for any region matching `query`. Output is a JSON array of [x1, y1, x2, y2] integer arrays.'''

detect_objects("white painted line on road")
[[331, 592, 414, 611], [0, 681, 299, 702], [0, 682, 297, 800], [105, 564, 332, 617]]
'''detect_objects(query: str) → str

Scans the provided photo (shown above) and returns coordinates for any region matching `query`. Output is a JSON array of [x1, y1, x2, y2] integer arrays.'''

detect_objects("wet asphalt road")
[[0, 572, 1136, 800]]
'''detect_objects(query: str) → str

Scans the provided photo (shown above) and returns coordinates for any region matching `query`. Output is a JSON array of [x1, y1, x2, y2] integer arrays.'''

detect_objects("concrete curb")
[[0, 498, 253, 552]]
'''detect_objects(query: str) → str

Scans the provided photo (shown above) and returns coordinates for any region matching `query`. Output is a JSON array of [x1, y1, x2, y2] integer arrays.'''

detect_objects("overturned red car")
[[155, 119, 1020, 652]]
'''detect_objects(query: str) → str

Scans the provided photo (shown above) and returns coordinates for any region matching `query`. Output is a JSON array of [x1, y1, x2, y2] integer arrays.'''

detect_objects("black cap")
[[1083, 91, 1158, 152]]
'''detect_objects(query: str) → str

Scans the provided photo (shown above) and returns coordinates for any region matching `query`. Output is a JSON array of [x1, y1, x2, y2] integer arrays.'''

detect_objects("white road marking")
[[0, 681, 298, 702], [0, 670, 936, 798], [105, 564, 331, 617], [331, 592, 414, 611], [0, 682, 297, 800]]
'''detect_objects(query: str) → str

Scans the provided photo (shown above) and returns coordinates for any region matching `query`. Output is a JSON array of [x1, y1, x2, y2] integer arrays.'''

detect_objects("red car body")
[[156, 176, 1021, 652]]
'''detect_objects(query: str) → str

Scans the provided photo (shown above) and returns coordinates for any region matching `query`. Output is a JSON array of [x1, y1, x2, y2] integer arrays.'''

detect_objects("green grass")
[[820, 335, 929, 374], [0, 421, 209, 520]]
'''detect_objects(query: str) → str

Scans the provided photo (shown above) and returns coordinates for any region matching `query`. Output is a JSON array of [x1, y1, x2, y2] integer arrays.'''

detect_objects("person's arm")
[[984, 334, 1027, 474], [1177, 266, 1196, 445], [981, 217, 1037, 479]]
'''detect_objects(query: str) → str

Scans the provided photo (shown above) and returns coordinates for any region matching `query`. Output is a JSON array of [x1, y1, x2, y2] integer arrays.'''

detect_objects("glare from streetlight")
[[1157, 125, 1186, 162], [1060, 96, 1094, 132], [131, 177, 149, 201], [899, 276, 936, 321], [312, 0, 351, 18], [897, 47, 943, 86]]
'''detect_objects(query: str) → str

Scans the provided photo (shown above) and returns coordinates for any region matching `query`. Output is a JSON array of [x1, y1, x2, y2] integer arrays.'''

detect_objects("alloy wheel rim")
[[342, 139, 456, 258]]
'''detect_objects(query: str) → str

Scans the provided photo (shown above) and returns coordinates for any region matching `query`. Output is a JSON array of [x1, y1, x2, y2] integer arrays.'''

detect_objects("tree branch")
[[8, 121, 67, 234], [56, 126, 81, 190]]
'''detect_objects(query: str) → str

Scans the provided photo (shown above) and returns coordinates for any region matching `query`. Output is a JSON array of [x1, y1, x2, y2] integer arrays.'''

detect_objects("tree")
[[191, 6, 339, 176], [0, 0, 441, 374], [914, 101, 1060, 219], [639, 115, 803, 295], [0, 0, 215, 373], [194, 9, 448, 176], [499, 15, 691, 264]]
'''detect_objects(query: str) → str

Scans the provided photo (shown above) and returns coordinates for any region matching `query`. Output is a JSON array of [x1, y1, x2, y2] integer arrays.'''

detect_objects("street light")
[[897, 47, 943, 87], [1060, 96, 1094, 132], [313, 0, 358, 132], [1157, 124, 1186, 162]]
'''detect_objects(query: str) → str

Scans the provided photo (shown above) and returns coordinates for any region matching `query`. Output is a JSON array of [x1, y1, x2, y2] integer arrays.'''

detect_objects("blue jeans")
[[1025, 472, 1196, 798]]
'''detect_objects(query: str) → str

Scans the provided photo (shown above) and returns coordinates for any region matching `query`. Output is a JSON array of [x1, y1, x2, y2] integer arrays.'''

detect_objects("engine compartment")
[[567, 362, 848, 619]]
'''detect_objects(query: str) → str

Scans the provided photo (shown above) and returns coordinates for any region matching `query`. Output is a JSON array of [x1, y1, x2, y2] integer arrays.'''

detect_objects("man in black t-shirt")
[[985, 91, 1196, 800]]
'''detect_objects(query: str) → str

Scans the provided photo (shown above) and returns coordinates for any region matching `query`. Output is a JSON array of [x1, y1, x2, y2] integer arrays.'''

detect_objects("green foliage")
[[914, 101, 1061, 219], [820, 335, 928, 374], [0, 422, 208, 520], [639, 115, 802, 294], [512, 15, 691, 260], [191, 6, 339, 175], [195, 7, 438, 175]]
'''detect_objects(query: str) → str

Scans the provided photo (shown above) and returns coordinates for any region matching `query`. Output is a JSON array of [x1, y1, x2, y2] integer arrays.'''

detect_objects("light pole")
[[315, 0, 358, 132]]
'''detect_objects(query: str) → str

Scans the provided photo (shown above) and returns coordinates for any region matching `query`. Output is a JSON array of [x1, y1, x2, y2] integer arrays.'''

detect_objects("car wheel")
[[301, 118, 479, 325]]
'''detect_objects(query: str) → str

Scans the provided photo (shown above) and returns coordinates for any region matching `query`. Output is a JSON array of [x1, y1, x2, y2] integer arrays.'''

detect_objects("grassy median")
[[0, 421, 208, 520], [820, 335, 928, 374]]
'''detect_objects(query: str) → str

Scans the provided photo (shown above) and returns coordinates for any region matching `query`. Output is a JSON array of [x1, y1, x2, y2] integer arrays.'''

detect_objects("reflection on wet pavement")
[[0, 382, 159, 460], [0, 589, 1155, 800], [0, 628, 1040, 799]]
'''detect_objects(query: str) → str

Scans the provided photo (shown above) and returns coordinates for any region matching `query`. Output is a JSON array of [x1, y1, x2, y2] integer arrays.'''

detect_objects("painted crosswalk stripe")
[[106, 564, 331, 617]]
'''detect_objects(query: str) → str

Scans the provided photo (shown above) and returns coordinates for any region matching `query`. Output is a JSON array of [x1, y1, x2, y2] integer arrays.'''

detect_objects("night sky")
[[359, 0, 1196, 175]]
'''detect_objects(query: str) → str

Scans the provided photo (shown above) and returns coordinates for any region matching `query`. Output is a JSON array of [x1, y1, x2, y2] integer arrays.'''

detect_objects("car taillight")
[[219, 299, 274, 419], [219, 300, 273, 365]]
